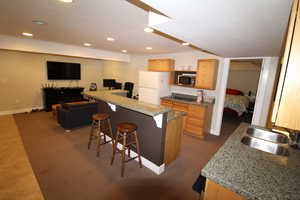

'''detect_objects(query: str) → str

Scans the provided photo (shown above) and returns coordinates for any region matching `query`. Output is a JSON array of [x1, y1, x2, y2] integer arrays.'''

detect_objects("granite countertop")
[[202, 123, 300, 200], [167, 110, 186, 122], [83, 90, 171, 117], [161, 96, 214, 107]]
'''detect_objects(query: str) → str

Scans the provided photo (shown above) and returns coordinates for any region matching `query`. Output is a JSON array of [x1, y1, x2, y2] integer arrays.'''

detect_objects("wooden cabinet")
[[204, 179, 246, 200], [185, 104, 213, 139], [148, 59, 175, 71], [272, 0, 300, 131], [160, 99, 213, 138], [160, 99, 173, 107], [164, 115, 184, 165], [195, 59, 218, 90]]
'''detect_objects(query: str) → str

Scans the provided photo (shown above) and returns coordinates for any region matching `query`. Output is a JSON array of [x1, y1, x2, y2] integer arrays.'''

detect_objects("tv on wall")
[[47, 61, 81, 80]]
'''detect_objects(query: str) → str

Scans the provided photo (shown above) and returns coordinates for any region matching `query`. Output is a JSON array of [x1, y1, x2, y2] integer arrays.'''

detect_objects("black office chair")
[[113, 82, 122, 89], [103, 79, 116, 90], [124, 82, 134, 98]]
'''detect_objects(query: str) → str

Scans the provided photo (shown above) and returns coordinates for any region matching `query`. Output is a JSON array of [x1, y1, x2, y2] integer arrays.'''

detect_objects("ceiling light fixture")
[[182, 42, 190, 46], [22, 32, 33, 37], [32, 20, 46, 25], [60, 0, 73, 3], [84, 43, 92, 47], [107, 37, 115, 41], [121, 50, 127, 53], [144, 27, 154, 33], [146, 47, 152, 50]]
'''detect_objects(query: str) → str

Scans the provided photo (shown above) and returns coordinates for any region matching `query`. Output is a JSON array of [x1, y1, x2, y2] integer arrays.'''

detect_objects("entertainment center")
[[43, 87, 85, 112], [43, 61, 84, 111]]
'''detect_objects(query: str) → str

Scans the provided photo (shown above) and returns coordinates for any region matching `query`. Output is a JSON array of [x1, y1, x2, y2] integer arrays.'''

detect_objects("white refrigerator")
[[138, 71, 171, 105]]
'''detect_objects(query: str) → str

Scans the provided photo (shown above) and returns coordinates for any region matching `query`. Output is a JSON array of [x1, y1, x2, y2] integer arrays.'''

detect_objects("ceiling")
[[0, 0, 192, 54], [140, 0, 293, 57], [0, 0, 293, 57]]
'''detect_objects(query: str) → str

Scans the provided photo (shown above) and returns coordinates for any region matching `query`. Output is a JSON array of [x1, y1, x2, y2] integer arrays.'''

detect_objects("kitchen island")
[[83, 90, 186, 174], [202, 123, 300, 200]]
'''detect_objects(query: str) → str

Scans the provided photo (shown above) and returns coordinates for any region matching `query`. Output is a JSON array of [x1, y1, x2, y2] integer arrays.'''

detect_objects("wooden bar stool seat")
[[111, 122, 142, 177], [88, 113, 114, 157], [93, 113, 110, 121]]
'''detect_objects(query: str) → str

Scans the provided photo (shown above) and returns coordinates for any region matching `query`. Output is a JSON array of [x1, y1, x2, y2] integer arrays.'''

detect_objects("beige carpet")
[[13, 112, 241, 200]]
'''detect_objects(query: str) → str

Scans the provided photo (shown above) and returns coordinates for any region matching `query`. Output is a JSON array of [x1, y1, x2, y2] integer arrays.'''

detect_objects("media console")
[[43, 87, 85, 111]]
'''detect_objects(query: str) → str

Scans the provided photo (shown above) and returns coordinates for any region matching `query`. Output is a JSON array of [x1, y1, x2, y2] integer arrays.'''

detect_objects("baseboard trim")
[[105, 135, 165, 175], [0, 106, 44, 116], [209, 128, 220, 136]]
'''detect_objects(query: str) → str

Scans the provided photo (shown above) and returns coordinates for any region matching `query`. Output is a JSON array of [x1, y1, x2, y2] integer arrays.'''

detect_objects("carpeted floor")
[[13, 111, 242, 200]]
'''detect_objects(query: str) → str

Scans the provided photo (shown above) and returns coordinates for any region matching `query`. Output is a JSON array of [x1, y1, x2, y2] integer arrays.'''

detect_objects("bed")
[[224, 88, 250, 116]]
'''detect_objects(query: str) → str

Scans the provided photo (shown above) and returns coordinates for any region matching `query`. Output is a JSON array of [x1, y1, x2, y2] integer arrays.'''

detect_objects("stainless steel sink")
[[241, 136, 289, 156], [247, 125, 289, 144]]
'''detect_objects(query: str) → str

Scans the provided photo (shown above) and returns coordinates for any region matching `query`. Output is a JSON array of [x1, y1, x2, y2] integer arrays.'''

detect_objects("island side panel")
[[97, 100, 167, 166]]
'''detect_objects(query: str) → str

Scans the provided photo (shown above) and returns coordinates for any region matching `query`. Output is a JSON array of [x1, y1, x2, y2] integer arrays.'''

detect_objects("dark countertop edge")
[[161, 96, 214, 107], [84, 93, 171, 117]]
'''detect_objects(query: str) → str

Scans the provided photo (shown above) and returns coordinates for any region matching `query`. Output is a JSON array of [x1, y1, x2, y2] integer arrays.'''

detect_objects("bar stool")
[[88, 113, 114, 157], [110, 122, 142, 177]]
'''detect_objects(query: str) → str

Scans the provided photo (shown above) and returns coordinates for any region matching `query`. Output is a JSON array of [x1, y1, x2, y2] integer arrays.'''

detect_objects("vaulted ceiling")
[[0, 0, 293, 57], [0, 0, 191, 54], [140, 0, 293, 57]]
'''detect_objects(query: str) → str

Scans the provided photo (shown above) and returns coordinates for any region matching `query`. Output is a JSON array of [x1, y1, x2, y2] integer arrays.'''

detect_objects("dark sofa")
[[57, 102, 98, 131]]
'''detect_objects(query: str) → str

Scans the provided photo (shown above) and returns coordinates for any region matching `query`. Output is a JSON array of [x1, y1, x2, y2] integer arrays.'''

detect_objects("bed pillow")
[[226, 88, 244, 95]]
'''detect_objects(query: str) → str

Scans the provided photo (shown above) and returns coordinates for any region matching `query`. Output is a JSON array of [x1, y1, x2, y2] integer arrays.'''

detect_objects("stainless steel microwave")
[[178, 75, 195, 86]]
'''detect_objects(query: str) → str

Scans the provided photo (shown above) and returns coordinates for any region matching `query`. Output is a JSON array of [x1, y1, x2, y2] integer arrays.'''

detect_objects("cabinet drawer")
[[186, 117, 204, 127], [184, 124, 204, 135], [173, 102, 188, 112], [188, 105, 205, 119], [161, 99, 173, 107]]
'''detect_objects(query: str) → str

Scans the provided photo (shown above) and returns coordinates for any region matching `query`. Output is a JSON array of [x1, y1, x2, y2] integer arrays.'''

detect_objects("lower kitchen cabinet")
[[204, 179, 246, 200], [161, 99, 213, 138]]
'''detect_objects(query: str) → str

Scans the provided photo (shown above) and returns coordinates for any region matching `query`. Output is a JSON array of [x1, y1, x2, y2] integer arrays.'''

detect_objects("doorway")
[[220, 59, 263, 135]]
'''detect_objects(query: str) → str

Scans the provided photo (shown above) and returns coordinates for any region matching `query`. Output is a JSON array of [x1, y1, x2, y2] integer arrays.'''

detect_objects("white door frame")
[[213, 57, 279, 136]]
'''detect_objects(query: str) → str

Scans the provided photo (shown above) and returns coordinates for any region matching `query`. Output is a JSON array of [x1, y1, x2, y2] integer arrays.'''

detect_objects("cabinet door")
[[195, 59, 218, 90], [274, 0, 300, 130], [148, 59, 175, 71], [204, 179, 246, 200]]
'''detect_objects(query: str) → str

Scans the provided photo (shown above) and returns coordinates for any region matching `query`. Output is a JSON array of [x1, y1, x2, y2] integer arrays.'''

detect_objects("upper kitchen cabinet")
[[195, 59, 218, 90], [272, 0, 300, 131], [148, 59, 175, 72]]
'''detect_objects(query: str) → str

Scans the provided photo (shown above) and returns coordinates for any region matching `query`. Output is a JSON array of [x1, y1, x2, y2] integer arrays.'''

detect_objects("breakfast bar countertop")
[[83, 90, 171, 117], [201, 123, 300, 200]]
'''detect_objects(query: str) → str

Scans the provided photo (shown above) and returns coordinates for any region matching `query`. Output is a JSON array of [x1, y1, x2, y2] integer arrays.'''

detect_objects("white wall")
[[0, 50, 104, 115], [227, 69, 261, 95]]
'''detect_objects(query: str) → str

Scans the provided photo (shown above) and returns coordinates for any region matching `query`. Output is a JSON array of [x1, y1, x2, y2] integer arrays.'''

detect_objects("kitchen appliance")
[[178, 74, 195, 86], [138, 71, 171, 105]]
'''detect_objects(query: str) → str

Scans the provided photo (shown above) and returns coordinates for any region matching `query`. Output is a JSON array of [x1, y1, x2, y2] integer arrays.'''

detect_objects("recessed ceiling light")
[[32, 20, 46, 25], [84, 43, 92, 47], [107, 37, 115, 41], [146, 47, 152, 50], [22, 32, 33, 37], [121, 50, 127, 53], [144, 27, 154, 33], [182, 42, 190, 46], [60, 0, 73, 3]]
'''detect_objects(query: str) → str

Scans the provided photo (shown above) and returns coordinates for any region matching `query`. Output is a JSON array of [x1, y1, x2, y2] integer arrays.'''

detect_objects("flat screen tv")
[[47, 61, 81, 80]]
